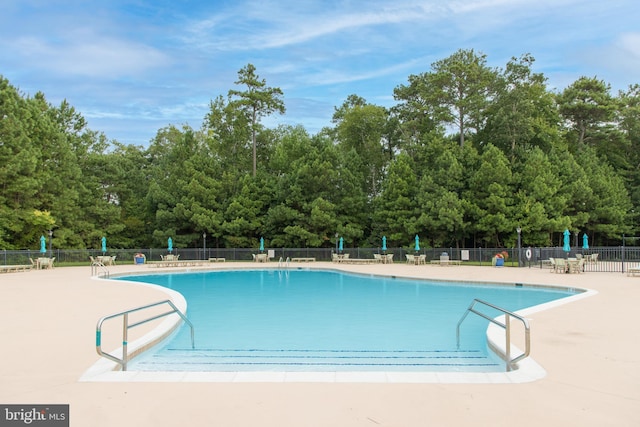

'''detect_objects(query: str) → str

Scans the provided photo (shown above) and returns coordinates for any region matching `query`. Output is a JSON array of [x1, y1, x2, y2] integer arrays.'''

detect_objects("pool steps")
[[130, 348, 500, 372]]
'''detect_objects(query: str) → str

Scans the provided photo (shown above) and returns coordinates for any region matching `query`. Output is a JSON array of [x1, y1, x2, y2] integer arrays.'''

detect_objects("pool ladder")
[[90, 260, 109, 278], [456, 299, 530, 371], [95, 299, 195, 371], [278, 256, 290, 268]]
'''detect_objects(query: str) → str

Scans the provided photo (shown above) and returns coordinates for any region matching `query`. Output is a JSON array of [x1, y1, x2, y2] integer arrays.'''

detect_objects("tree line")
[[1, 50, 638, 252]]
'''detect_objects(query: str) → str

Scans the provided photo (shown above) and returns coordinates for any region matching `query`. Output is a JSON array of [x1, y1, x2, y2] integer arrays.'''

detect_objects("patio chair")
[[568, 258, 581, 274], [405, 254, 415, 264], [554, 258, 567, 274]]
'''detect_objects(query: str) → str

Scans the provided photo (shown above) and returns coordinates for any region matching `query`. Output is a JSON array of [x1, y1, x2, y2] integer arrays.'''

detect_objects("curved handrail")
[[96, 299, 194, 371], [278, 257, 290, 268], [456, 298, 530, 371], [90, 261, 109, 278]]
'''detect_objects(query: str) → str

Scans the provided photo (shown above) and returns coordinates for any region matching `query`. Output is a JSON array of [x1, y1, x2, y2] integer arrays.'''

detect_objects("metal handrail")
[[278, 256, 290, 268], [90, 261, 109, 278], [456, 299, 530, 371], [96, 299, 194, 371]]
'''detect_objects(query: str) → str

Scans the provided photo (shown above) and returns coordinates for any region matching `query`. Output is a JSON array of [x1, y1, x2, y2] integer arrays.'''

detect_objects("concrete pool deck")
[[1, 262, 639, 426]]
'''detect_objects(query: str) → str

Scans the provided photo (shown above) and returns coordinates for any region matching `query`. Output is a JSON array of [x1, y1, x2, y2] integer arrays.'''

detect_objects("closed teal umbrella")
[[563, 229, 571, 253], [259, 237, 264, 252], [582, 234, 589, 249], [168, 237, 173, 253], [382, 236, 387, 252], [40, 235, 46, 254], [101, 236, 107, 254], [339, 237, 343, 252], [414, 235, 420, 252]]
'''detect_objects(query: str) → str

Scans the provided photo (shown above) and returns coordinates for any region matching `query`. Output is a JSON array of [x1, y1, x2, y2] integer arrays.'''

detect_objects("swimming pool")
[[116, 269, 579, 373]]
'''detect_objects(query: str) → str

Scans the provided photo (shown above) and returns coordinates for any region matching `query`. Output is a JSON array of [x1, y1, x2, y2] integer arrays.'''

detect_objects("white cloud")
[[7, 31, 170, 79], [576, 32, 640, 90], [253, 8, 432, 49], [298, 57, 428, 87], [617, 33, 640, 61], [184, 1, 440, 52]]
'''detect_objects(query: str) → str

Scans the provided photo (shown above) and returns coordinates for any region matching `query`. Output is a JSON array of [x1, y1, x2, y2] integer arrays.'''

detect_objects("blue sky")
[[1, 0, 638, 146]]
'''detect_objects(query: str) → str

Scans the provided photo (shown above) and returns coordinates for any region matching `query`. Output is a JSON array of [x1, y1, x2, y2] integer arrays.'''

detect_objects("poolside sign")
[[1, 404, 69, 426]]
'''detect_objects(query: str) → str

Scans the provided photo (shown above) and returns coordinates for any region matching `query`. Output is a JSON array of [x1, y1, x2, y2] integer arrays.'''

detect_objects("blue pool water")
[[117, 269, 578, 372]]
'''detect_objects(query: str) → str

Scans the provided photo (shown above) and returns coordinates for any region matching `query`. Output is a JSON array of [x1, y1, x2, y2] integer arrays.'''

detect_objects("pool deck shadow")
[[1, 262, 639, 426]]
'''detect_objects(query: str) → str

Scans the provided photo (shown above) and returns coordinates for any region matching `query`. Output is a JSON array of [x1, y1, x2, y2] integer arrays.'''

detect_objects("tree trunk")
[[252, 107, 257, 176]]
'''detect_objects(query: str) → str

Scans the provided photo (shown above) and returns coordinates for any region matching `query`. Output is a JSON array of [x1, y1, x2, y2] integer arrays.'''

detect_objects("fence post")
[[622, 235, 625, 274]]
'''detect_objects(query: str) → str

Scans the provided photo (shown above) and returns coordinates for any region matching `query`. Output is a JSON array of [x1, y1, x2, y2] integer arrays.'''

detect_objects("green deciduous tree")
[[480, 54, 559, 159], [203, 94, 251, 174], [333, 96, 389, 197]]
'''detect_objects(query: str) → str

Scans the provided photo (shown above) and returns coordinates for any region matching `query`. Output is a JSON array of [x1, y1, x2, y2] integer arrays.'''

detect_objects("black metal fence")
[[4, 246, 640, 273]]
